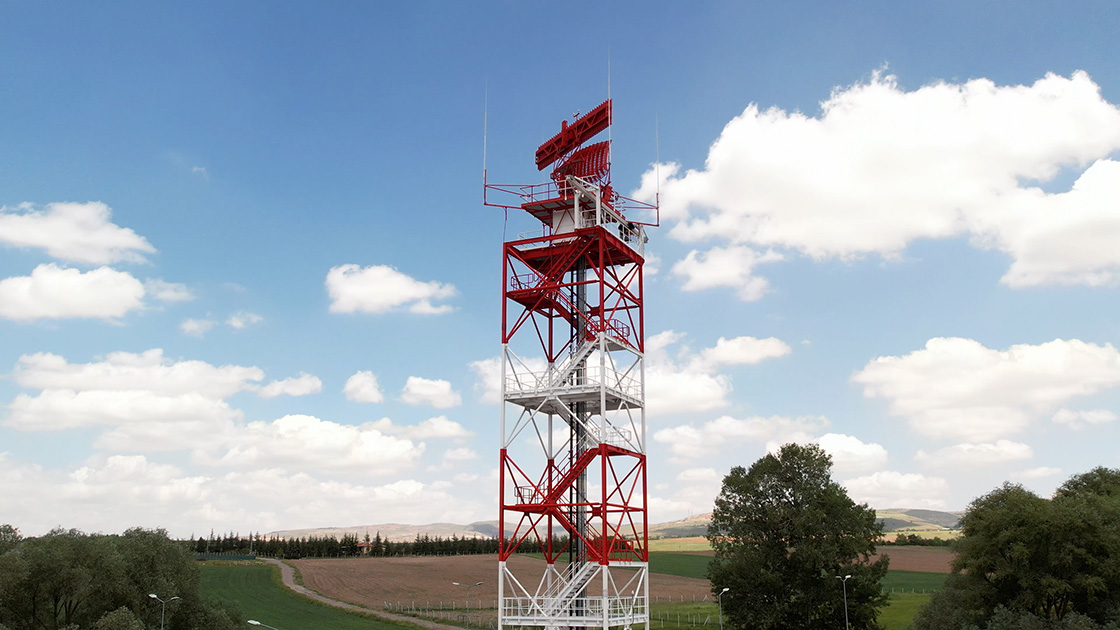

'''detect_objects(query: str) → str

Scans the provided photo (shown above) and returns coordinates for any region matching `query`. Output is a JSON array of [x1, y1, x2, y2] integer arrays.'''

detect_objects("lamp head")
[[248, 622, 261, 627], [720, 587, 730, 594], [149, 593, 158, 599]]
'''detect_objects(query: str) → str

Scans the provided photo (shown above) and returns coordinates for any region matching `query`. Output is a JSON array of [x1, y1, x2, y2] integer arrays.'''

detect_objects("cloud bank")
[[636, 71, 1120, 296]]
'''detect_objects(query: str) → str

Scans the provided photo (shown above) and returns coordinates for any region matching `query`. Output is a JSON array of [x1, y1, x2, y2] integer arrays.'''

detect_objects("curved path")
[[261, 557, 463, 630]]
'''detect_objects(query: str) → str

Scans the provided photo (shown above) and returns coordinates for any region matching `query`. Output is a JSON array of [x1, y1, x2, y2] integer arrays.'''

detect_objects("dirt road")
[[261, 557, 462, 630]]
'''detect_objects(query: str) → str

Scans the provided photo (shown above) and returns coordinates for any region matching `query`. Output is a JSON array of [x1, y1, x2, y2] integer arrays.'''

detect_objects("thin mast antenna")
[[483, 78, 507, 239], [483, 77, 489, 186], [607, 49, 612, 175], [655, 110, 661, 213]]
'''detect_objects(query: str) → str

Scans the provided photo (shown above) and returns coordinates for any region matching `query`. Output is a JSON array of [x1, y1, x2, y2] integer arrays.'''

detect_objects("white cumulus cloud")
[[343, 371, 384, 403], [400, 376, 462, 408], [654, 414, 828, 460], [0, 451, 485, 537], [14, 349, 263, 398], [257, 373, 322, 398], [6, 350, 265, 431], [326, 264, 457, 314], [814, 433, 888, 474], [0, 264, 146, 321], [698, 335, 792, 369], [672, 246, 784, 301], [915, 440, 1034, 467], [0, 201, 156, 264], [199, 414, 424, 475], [842, 471, 949, 509], [634, 71, 1120, 295], [369, 416, 471, 439], [646, 330, 790, 415], [852, 337, 1120, 441], [7, 390, 242, 431]]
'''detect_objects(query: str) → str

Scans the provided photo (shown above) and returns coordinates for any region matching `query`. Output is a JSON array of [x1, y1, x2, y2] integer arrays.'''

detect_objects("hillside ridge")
[[265, 509, 961, 541]]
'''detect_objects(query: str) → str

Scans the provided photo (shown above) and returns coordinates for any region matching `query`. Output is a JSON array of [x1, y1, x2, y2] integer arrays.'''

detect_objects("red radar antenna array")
[[486, 100, 656, 630]]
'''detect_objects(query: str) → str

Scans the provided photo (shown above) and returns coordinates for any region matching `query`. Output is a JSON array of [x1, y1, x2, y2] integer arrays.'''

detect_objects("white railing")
[[587, 426, 632, 448], [504, 364, 641, 400], [501, 596, 648, 622], [496, 177, 649, 257]]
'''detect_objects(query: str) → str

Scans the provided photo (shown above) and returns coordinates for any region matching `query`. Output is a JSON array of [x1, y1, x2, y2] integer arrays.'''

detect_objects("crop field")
[[199, 562, 409, 630], [291, 554, 713, 610], [199, 547, 951, 630], [882, 570, 948, 594], [649, 537, 711, 552]]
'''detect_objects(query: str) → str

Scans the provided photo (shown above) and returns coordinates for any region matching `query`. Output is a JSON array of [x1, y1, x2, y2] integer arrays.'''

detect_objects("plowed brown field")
[[876, 546, 954, 573], [291, 547, 952, 611], [293, 555, 711, 609]]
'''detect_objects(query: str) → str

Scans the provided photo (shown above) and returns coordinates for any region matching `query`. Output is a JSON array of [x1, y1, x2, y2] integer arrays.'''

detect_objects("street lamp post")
[[453, 581, 484, 609], [835, 575, 851, 630], [148, 593, 180, 630], [717, 587, 730, 630], [248, 621, 281, 630]]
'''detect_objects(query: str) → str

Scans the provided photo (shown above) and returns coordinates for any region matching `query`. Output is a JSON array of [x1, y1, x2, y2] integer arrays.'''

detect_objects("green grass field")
[[649, 553, 947, 592], [648, 601, 721, 630], [881, 570, 946, 594], [649, 551, 711, 579], [647, 595, 930, 630], [881, 593, 932, 630], [646, 552, 944, 630], [199, 562, 411, 630]]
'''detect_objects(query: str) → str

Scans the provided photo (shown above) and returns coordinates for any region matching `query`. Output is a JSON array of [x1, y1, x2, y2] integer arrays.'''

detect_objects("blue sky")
[[3, 1, 1120, 537]]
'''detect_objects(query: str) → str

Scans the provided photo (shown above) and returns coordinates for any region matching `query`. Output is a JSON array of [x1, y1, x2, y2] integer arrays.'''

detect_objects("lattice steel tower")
[[485, 100, 656, 630]]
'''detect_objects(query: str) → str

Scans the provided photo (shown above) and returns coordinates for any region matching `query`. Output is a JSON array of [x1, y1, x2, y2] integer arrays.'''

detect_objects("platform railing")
[[500, 595, 648, 623], [504, 364, 641, 400]]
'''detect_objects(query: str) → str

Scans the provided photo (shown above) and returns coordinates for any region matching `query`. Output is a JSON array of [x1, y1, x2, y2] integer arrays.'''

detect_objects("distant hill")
[[875, 509, 962, 531], [266, 508, 961, 542], [648, 508, 963, 540], [267, 521, 504, 542], [649, 513, 711, 539]]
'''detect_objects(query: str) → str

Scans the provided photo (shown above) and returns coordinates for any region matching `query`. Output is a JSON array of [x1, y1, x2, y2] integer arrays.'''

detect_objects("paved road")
[[260, 557, 464, 630]]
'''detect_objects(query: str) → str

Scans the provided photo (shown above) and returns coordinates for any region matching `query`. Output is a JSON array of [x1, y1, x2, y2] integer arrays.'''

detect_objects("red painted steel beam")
[[535, 100, 612, 171]]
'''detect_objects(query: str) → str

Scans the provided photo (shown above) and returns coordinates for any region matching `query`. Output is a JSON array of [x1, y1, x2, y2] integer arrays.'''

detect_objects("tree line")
[[193, 530, 562, 558], [0, 526, 241, 630], [880, 532, 954, 547]]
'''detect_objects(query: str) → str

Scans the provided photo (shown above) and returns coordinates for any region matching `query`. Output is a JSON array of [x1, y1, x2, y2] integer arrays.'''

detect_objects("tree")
[[0, 525, 19, 555], [0, 526, 241, 630], [92, 607, 145, 630], [707, 443, 889, 630], [913, 468, 1120, 630]]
